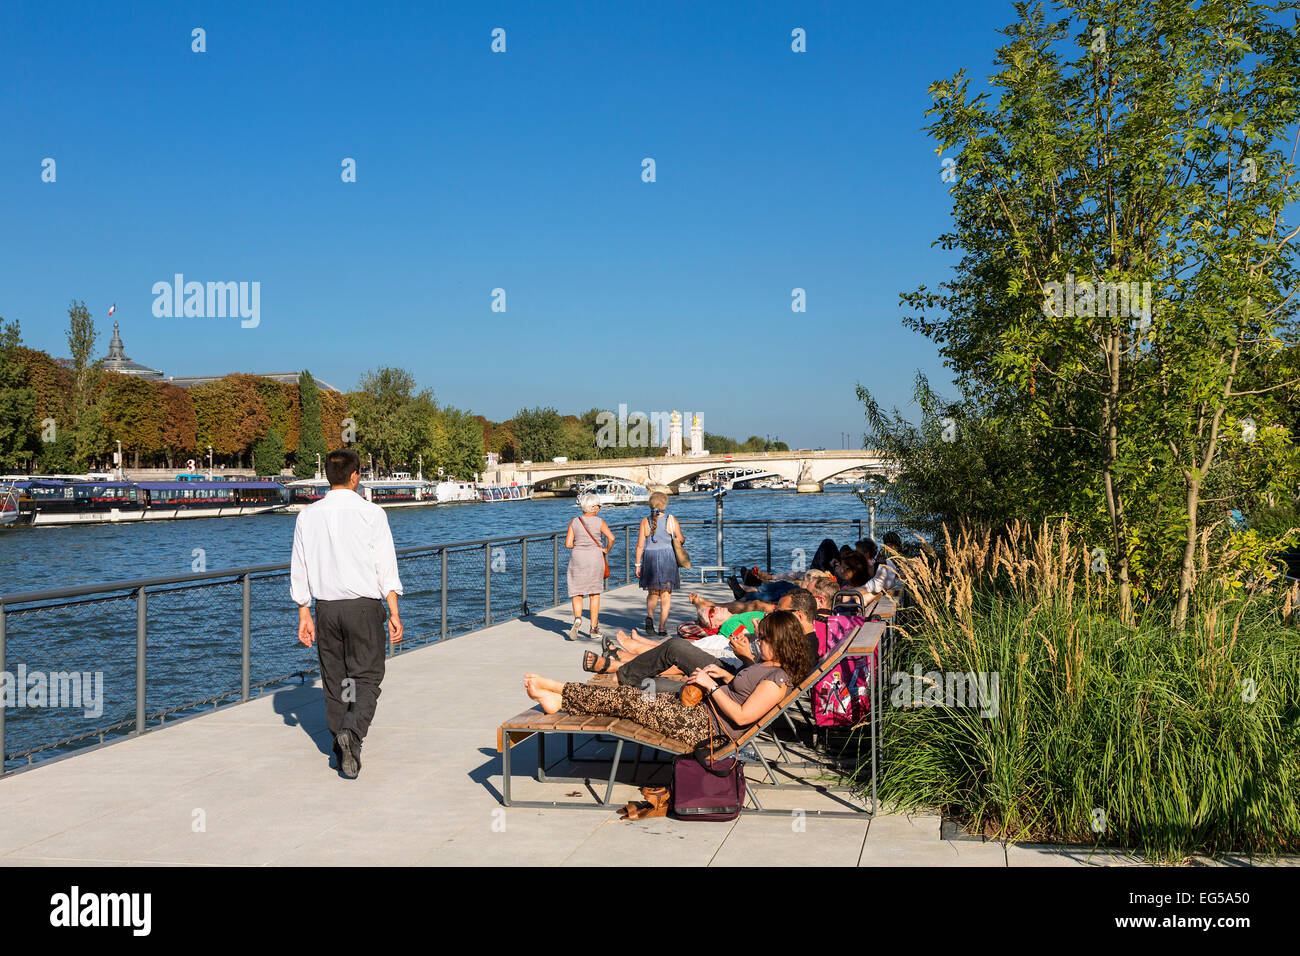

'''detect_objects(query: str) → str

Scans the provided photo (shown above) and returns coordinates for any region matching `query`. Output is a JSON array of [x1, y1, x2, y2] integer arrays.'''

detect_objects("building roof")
[[100, 322, 340, 392], [101, 321, 165, 380]]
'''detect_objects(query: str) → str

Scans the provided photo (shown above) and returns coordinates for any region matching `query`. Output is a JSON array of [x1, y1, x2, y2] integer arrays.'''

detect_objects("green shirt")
[[718, 611, 765, 638]]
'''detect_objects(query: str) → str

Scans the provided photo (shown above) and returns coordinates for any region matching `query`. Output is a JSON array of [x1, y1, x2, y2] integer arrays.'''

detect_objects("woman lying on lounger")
[[523, 611, 815, 748]]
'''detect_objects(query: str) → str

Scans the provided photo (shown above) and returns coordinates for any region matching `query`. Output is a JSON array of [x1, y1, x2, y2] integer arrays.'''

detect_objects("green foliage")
[[347, 367, 485, 479], [510, 406, 564, 462], [295, 371, 328, 478], [65, 301, 105, 469], [0, 319, 37, 470], [858, 374, 1050, 538], [891, 0, 1300, 619], [252, 428, 287, 475]]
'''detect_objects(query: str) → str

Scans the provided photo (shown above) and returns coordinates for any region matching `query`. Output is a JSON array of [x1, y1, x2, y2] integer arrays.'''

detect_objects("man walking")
[[291, 448, 404, 778]]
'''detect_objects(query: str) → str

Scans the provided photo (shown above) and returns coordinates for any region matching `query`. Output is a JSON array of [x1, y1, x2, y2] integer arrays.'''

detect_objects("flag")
[[107, 303, 116, 316]]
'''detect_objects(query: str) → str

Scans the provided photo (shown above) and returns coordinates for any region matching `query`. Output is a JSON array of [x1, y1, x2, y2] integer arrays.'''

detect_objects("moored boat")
[[7, 477, 290, 525], [435, 480, 480, 503], [477, 482, 531, 502], [576, 478, 650, 506]]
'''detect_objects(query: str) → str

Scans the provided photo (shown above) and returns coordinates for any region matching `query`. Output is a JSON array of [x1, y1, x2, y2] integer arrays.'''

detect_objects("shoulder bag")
[[671, 695, 744, 820], [667, 514, 691, 569]]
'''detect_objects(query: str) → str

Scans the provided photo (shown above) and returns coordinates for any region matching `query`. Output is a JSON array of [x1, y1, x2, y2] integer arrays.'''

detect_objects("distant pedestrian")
[[565, 492, 615, 640], [635, 491, 683, 635], [291, 448, 404, 779]]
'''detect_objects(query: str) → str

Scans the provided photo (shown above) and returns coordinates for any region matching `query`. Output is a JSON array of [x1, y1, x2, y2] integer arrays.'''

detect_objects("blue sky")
[[0, 0, 1020, 448]]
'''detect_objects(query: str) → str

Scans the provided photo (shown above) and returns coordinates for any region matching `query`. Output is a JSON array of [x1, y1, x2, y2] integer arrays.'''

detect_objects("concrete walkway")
[[0, 583, 1281, 866]]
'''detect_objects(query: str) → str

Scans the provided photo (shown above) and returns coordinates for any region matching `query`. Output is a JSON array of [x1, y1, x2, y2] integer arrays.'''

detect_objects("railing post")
[[440, 548, 448, 641], [0, 604, 6, 778], [484, 543, 492, 627], [521, 537, 529, 616], [553, 534, 559, 607], [868, 502, 875, 541], [240, 573, 251, 701], [765, 522, 772, 574], [625, 526, 631, 582], [856, 518, 863, 541], [135, 586, 147, 734]]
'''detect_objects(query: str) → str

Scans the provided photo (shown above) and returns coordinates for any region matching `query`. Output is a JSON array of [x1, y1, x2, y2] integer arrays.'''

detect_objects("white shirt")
[[862, 557, 901, 595], [290, 489, 404, 606]]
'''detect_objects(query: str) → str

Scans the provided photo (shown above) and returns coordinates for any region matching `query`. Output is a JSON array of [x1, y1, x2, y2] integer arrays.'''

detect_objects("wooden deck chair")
[[496, 619, 883, 817]]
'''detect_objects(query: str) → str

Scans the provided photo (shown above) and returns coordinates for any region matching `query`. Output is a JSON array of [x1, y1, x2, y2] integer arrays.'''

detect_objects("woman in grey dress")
[[565, 493, 615, 640]]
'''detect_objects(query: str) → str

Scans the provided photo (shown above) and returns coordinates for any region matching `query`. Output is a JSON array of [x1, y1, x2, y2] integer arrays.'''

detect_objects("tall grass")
[[869, 521, 1300, 859]]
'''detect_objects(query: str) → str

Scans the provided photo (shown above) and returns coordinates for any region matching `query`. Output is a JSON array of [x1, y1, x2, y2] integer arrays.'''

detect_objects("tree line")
[[0, 308, 789, 482], [0, 309, 482, 480]]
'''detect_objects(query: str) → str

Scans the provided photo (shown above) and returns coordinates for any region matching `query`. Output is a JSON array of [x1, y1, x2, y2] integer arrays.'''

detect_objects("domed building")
[[101, 321, 165, 381], [98, 321, 340, 392]]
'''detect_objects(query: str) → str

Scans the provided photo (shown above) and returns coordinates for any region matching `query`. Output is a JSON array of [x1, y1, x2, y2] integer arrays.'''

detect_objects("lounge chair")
[[496, 618, 887, 817]]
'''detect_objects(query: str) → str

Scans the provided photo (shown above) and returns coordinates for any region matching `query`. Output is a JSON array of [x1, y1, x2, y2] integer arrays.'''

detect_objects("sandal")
[[582, 650, 617, 674], [629, 786, 671, 820], [601, 632, 621, 656]]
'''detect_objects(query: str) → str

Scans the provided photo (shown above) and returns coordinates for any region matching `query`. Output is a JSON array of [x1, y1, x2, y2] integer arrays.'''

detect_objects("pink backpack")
[[812, 615, 874, 727]]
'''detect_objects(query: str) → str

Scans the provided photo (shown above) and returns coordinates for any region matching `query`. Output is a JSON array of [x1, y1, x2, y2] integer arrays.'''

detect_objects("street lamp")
[[206, 445, 213, 479], [115, 439, 123, 479], [316, 453, 322, 479]]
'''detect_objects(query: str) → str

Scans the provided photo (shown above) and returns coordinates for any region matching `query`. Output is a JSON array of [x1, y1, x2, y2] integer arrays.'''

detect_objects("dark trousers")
[[811, 538, 839, 572], [315, 597, 387, 742], [616, 637, 734, 696]]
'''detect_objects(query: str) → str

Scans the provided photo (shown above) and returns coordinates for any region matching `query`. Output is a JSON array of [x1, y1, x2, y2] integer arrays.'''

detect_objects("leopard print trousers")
[[561, 682, 713, 746]]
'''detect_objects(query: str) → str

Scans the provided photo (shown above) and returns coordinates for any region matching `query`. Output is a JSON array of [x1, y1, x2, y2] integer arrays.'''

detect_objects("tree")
[[348, 367, 425, 472], [66, 301, 105, 469], [191, 375, 269, 468], [510, 407, 563, 462], [904, 0, 1300, 623], [98, 375, 165, 468], [252, 428, 287, 475], [0, 320, 37, 470], [158, 383, 197, 468], [295, 371, 328, 478], [858, 373, 1042, 538]]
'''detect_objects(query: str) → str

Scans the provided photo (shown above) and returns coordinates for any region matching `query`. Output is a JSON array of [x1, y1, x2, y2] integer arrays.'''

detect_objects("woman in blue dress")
[[634, 491, 684, 635]]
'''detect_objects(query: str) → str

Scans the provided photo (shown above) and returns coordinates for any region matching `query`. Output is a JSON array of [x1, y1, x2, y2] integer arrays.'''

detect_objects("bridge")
[[493, 449, 894, 494]]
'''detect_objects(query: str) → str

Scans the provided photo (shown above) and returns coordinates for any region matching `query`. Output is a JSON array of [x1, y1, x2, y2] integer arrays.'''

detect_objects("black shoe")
[[644, 615, 654, 633], [726, 576, 747, 600], [336, 730, 360, 779], [331, 737, 342, 768]]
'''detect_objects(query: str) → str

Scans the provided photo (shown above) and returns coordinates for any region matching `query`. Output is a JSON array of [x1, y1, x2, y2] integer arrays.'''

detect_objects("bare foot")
[[689, 591, 702, 606], [523, 675, 564, 714]]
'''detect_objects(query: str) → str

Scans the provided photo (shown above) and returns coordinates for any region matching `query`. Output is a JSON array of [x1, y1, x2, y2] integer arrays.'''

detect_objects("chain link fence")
[[0, 517, 883, 773]]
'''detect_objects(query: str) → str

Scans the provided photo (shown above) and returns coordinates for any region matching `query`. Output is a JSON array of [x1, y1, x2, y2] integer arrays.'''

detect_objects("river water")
[[0, 489, 879, 593]]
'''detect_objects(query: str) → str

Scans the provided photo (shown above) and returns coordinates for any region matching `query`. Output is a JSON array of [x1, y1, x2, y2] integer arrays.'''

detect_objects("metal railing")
[[0, 516, 882, 774]]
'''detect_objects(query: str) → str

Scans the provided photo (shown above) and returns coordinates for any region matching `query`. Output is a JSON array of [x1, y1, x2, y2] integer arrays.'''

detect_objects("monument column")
[[689, 414, 704, 457]]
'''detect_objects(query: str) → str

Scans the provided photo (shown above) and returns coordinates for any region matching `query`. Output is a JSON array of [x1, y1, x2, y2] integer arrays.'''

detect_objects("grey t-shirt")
[[709, 663, 791, 742]]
